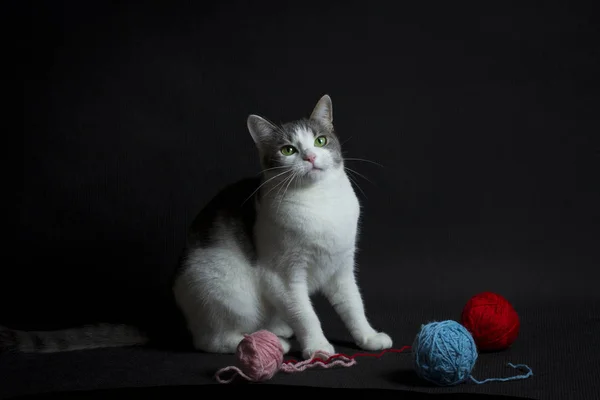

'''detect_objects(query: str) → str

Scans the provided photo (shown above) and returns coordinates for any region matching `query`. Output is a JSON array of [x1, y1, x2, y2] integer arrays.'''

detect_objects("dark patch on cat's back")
[[186, 177, 260, 257]]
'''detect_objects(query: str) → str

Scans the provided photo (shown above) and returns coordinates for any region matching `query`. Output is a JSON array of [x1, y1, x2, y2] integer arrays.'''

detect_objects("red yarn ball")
[[460, 292, 520, 352]]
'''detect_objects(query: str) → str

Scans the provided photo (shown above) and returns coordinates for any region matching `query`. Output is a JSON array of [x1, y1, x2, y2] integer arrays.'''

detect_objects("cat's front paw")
[[279, 338, 291, 354], [356, 331, 393, 351], [271, 323, 294, 339], [302, 340, 335, 360]]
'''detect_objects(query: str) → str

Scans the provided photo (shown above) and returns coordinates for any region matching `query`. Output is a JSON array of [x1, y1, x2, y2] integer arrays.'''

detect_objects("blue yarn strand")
[[469, 363, 534, 385]]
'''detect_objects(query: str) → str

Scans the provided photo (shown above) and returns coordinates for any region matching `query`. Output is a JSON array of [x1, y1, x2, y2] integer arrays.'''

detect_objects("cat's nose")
[[303, 153, 316, 164]]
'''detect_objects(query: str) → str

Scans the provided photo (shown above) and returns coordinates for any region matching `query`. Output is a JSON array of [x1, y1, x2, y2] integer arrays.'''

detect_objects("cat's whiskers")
[[276, 170, 299, 215], [342, 156, 382, 199], [262, 170, 296, 200], [256, 165, 290, 175], [241, 168, 293, 205], [344, 166, 376, 187], [274, 172, 294, 199], [274, 168, 298, 202], [345, 170, 368, 199], [343, 157, 385, 168], [340, 136, 353, 146]]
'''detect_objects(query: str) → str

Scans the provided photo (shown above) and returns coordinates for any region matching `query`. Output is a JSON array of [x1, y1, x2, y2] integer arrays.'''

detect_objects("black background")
[[9, 0, 600, 325], [7, 0, 600, 366]]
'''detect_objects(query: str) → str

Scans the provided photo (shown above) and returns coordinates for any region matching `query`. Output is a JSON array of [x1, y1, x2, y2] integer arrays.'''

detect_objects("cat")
[[173, 94, 392, 359], [1, 95, 392, 359]]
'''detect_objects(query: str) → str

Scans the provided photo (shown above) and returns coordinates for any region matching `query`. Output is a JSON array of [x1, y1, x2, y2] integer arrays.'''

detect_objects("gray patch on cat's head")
[[247, 95, 344, 176]]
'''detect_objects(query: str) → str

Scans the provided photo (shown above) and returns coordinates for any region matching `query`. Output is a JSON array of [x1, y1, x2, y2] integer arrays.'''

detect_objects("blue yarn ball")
[[412, 320, 478, 386]]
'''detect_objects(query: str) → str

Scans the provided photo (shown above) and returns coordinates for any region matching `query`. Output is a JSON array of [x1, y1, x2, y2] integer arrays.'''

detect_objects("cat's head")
[[247, 95, 343, 185]]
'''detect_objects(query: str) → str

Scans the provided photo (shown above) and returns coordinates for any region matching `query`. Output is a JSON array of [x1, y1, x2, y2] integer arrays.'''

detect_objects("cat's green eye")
[[281, 145, 297, 156], [314, 136, 327, 147]]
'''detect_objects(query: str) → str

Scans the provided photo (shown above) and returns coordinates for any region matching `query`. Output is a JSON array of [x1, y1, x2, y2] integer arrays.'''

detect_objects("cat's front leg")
[[271, 272, 335, 359], [322, 263, 393, 351], [266, 314, 294, 339]]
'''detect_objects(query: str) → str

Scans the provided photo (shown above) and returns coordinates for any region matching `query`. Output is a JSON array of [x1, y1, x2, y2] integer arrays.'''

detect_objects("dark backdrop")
[[8, 1, 600, 343]]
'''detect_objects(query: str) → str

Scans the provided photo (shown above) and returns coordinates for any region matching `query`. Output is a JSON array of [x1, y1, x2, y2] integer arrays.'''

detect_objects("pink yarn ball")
[[235, 330, 284, 381]]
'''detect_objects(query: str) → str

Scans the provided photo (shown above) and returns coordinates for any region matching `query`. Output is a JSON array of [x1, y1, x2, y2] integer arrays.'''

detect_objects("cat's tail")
[[0, 323, 149, 354]]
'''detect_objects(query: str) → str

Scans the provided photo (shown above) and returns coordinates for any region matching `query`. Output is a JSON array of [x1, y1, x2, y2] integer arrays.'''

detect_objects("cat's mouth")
[[302, 162, 325, 178], [304, 165, 324, 179]]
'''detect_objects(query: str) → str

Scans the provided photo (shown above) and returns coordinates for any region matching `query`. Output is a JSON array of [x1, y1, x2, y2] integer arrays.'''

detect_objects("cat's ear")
[[247, 115, 277, 145], [310, 94, 333, 127]]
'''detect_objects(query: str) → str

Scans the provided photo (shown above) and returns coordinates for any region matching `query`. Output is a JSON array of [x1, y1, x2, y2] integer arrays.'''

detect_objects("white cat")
[[173, 94, 392, 359], [0, 95, 392, 359]]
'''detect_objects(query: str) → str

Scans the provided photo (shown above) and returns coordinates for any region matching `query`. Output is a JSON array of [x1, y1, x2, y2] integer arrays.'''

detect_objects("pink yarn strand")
[[280, 352, 356, 373], [214, 352, 357, 383], [215, 365, 256, 383], [213, 331, 410, 384]]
